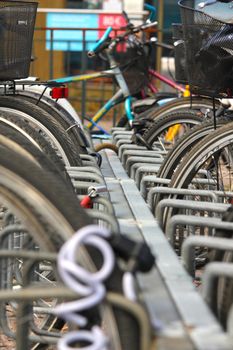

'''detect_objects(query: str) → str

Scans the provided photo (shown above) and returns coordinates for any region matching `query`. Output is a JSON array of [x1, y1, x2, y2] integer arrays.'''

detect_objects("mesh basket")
[[117, 38, 149, 96], [0, 0, 38, 80], [179, 0, 233, 97], [172, 23, 188, 84]]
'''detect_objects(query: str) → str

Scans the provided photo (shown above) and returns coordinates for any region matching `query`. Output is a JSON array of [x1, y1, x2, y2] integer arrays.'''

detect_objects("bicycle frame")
[[148, 69, 186, 93], [53, 64, 186, 135], [50, 9, 186, 135], [53, 52, 135, 135], [54, 70, 124, 133]]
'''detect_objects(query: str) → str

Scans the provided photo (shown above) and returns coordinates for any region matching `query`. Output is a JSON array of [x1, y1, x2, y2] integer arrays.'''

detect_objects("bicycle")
[[0, 0, 91, 172], [42, 4, 192, 137], [142, 0, 233, 231], [149, 0, 233, 326], [135, 0, 233, 147], [5, 4, 215, 146]]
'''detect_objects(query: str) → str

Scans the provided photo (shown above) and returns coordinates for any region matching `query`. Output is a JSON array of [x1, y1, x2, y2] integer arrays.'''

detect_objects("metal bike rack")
[[2, 124, 233, 349], [94, 139, 233, 350]]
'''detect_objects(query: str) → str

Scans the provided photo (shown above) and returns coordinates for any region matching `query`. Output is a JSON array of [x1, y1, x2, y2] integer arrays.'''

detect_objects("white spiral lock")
[[53, 225, 115, 350]]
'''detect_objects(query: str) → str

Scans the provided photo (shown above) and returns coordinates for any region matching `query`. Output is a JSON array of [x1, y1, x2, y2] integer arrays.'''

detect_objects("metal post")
[[49, 29, 54, 79], [156, 0, 164, 88], [81, 29, 87, 123], [67, 41, 71, 76]]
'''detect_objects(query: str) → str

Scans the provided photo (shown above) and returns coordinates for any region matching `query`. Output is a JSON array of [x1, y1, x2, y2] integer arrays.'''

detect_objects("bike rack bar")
[[148, 187, 219, 213], [135, 165, 162, 188], [66, 166, 102, 176], [70, 172, 104, 184], [181, 235, 233, 277], [140, 174, 165, 198], [130, 163, 160, 181], [126, 156, 163, 174], [122, 149, 163, 166], [202, 262, 233, 312], [86, 208, 120, 233], [116, 138, 133, 148], [80, 154, 98, 164], [97, 143, 233, 350], [118, 144, 147, 159], [155, 199, 230, 228], [112, 134, 133, 144]]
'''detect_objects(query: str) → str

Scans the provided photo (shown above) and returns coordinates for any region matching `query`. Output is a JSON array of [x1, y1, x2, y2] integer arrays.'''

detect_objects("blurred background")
[[31, 0, 181, 124]]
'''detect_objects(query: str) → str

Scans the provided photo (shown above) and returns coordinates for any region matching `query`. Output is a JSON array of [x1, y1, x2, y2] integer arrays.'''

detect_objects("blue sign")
[[46, 13, 99, 51]]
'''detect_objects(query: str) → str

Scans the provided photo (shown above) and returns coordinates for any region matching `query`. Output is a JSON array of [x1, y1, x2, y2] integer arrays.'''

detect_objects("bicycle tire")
[[0, 147, 142, 350], [139, 96, 220, 121], [142, 109, 203, 147], [18, 84, 84, 129], [0, 120, 73, 189], [0, 145, 89, 349], [15, 90, 88, 154], [116, 96, 218, 128], [152, 118, 229, 208], [16, 89, 80, 124], [0, 113, 66, 172], [163, 122, 233, 231], [170, 122, 233, 190], [0, 96, 83, 166]]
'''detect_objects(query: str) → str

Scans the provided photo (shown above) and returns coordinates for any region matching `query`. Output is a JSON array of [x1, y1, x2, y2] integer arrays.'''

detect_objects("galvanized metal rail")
[[96, 136, 233, 350]]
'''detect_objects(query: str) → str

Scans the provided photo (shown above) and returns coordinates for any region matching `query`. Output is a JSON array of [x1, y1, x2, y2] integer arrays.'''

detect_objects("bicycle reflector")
[[50, 86, 69, 99]]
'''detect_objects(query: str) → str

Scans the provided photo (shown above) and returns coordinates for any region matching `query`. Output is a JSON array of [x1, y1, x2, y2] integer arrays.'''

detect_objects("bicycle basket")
[[172, 23, 188, 84], [0, 1, 38, 80], [179, 0, 233, 97], [117, 38, 149, 96]]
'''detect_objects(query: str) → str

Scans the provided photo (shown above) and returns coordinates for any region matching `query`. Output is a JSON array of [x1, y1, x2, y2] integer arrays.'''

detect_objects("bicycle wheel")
[[162, 122, 233, 231], [0, 119, 73, 189], [15, 90, 89, 154], [152, 118, 229, 208], [141, 96, 220, 121], [18, 84, 83, 129], [0, 96, 83, 166], [0, 147, 87, 350], [116, 96, 217, 128], [0, 113, 66, 173], [170, 122, 233, 191], [0, 148, 143, 350], [142, 110, 203, 151]]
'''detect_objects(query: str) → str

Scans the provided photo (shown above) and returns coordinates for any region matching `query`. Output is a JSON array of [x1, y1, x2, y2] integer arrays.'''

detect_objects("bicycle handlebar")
[[107, 21, 157, 50], [87, 26, 113, 57], [87, 20, 157, 57], [87, 3, 157, 58], [144, 3, 156, 22]]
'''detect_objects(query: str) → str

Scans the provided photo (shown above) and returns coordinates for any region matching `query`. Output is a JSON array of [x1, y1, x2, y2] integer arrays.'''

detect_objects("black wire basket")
[[0, 0, 38, 80], [172, 23, 188, 84], [117, 38, 149, 96], [179, 0, 233, 97]]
